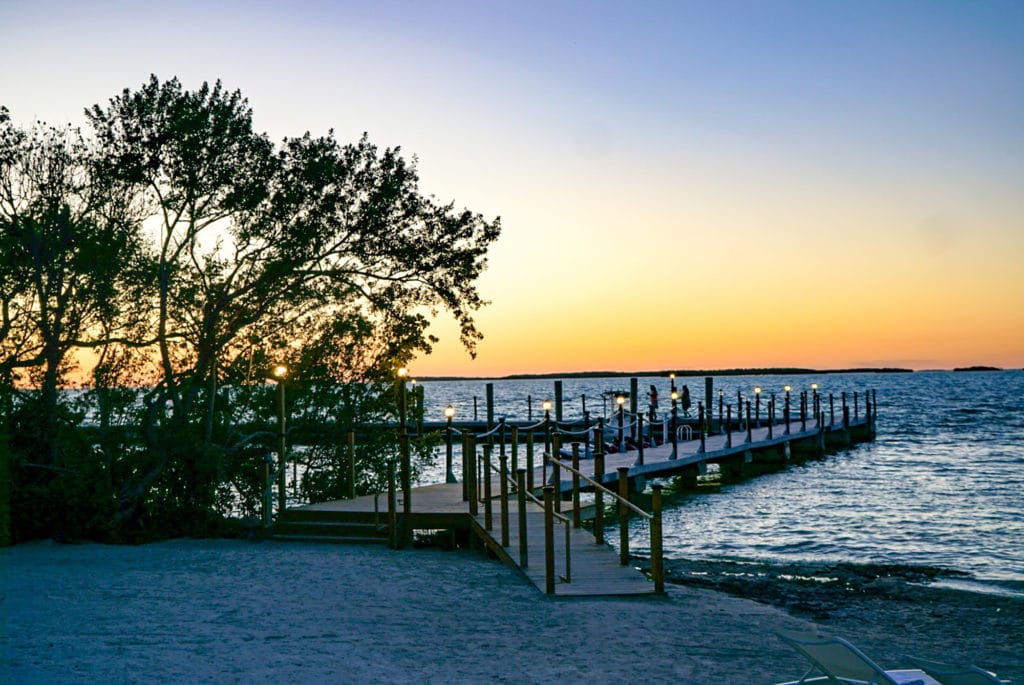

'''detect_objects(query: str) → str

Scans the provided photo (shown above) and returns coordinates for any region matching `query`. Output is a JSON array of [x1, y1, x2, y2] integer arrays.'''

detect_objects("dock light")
[[444, 405, 456, 483], [616, 394, 626, 407], [784, 385, 791, 392], [397, 367, 408, 378], [542, 399, 552, 413], [754, 386, 762, 428], [272, 364, 288, 379], [811, 383, 818, 390], [670, 390, 679, 459]]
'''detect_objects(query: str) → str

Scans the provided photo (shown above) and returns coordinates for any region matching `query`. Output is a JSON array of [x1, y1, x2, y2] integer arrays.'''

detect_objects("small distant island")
[[953, 365, 1003, 372]]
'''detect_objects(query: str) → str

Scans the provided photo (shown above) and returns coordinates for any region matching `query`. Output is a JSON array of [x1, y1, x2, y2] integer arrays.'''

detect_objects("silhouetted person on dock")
[[648, 384, 659, 421], [681, 385, 692, 417]]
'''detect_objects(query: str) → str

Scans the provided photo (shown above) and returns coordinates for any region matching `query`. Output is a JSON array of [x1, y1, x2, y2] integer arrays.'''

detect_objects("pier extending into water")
[[274, 380, 878, 596]]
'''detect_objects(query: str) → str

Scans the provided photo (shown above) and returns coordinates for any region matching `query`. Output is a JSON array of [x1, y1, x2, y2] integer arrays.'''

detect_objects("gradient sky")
[[3, 1, 1022, 375]]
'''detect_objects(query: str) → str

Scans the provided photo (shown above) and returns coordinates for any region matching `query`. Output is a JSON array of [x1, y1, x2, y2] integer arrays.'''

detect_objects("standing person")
[[648, 384, 659, 421], [681, 384, 692, 417]]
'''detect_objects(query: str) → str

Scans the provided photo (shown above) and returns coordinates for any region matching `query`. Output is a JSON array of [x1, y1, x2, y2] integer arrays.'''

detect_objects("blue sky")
[[3, 1, 1022, 373]]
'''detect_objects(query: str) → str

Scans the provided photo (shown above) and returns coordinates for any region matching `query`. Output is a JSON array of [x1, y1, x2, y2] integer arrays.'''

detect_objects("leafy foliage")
[[0, 76, 499, 542]]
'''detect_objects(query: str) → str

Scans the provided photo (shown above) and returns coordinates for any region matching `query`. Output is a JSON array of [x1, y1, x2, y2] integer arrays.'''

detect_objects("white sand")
[[1, 538, 822, 683]]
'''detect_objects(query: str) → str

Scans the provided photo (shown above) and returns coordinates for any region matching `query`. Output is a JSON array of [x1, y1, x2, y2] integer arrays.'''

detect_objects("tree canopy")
[[0, 76, 500, 542]]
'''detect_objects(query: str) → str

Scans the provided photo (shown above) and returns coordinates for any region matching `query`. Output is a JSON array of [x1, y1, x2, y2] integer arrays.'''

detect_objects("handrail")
[[546, 455, 652, 520], [483, 456, 572, 587], [489, 458, 569, 524]]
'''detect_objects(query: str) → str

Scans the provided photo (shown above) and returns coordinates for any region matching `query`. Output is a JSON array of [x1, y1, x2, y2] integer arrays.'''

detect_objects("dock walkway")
[[280, 411, 875, 597]]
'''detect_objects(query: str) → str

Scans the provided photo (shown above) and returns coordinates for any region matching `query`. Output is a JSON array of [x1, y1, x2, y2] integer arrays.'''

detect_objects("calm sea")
[[417, 370, 1024, 596]]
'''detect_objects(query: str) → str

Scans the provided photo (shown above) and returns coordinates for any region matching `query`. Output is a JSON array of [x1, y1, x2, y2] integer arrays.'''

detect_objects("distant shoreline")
[[420, 367, 915, 382]]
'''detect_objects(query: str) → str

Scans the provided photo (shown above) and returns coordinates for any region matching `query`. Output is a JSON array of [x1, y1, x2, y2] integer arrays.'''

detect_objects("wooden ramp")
[[471, 503, 655, 596], [283, 483, 656, 597]]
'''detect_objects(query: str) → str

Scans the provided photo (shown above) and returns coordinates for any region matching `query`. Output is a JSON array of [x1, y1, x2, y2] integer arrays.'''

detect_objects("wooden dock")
[[278, 406, 876, 597]]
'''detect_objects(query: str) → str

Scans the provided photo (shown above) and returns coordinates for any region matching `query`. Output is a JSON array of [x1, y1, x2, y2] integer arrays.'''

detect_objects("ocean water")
[[417, 370, 1024, 595]]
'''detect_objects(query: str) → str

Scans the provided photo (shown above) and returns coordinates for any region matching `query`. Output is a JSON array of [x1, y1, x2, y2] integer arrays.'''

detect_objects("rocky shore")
[[661, 557, 1024, 681]]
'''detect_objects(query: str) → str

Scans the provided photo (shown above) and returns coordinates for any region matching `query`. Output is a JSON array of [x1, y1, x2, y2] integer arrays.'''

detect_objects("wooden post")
[[486, 382, 494, 428], [704, 376, 714, 434], [346, 431, 356, 499], [854, 391, 859, 421], [276, 380, 287, 515], [651, 484, 664, 594], [511, 425, 519, 474], [801, 391, 807, 432], [784, 392, 791, 435], [618, 466, 630, 565], [830, 393, 835, 427], [526, 430, 535, 491], [499, 454, 509, 546], [467, 435, 478, 516], [543, 486, 555, 594], [698, 403, 706, 453], [551, 433, 562, 514], [768, 398, 774, 439], [554, 380, 563, 422], [594, 433, 605, 545], [517, 468, 528, 568], [484, 444, 493, 531], [745, 401, 752, 443], [461, 434, 469, 501], [571, 443, 581, 528], [399, 433, 411, 546], [262, 451, 272, 526], [843, 405, 851, 445], [725, 405, 733, 448], [387, 459, 397, 549], [636, 413, 645, 465], [630, 377, 639, 417]]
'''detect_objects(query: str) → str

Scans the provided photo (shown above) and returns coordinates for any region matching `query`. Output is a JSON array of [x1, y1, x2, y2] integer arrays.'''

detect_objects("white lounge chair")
[[905, 656, 1008, 685], [774, 630, 940, 685]]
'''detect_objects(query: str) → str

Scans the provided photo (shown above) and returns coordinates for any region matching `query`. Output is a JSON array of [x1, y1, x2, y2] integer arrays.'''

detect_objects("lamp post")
[[445, 404, 457, 483], [669, 372, 677, 395], [670, 390, 679, 459], [754, 386, 762, 429], [397, 366, 411, 545], [811, 383, 819, 418], [784, 385, 792, 435], [616, 394, 626, 453], [542, 399, 552, 481], [271, 364, 288, 517]]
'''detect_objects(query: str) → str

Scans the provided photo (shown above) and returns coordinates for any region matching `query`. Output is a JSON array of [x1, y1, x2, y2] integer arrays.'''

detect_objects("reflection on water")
[[419, 370, 1024, 591]]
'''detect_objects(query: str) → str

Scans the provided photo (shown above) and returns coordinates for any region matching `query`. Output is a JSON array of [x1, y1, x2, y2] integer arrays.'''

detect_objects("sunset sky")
[[3, 1, 1022, 376]]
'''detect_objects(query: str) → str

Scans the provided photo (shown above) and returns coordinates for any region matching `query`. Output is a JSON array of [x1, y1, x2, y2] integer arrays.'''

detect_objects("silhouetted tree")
[[86, 76, 500, 532], [0, 111, 146, 466]]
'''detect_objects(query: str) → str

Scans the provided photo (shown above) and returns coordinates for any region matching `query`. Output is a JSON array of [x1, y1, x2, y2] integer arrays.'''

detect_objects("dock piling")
[[571, 443, 581, 528], [618, 466, 630, 566], [499, 454, 509, 546], [651, 484, 664, 594], [517, 468, 528, 568], [543, 486, 555, 594], [594, 433, 605, 545]]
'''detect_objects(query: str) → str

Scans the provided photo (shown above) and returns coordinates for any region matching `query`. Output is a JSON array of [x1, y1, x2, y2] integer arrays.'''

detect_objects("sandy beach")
[[3, 539, 1021, 684]]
